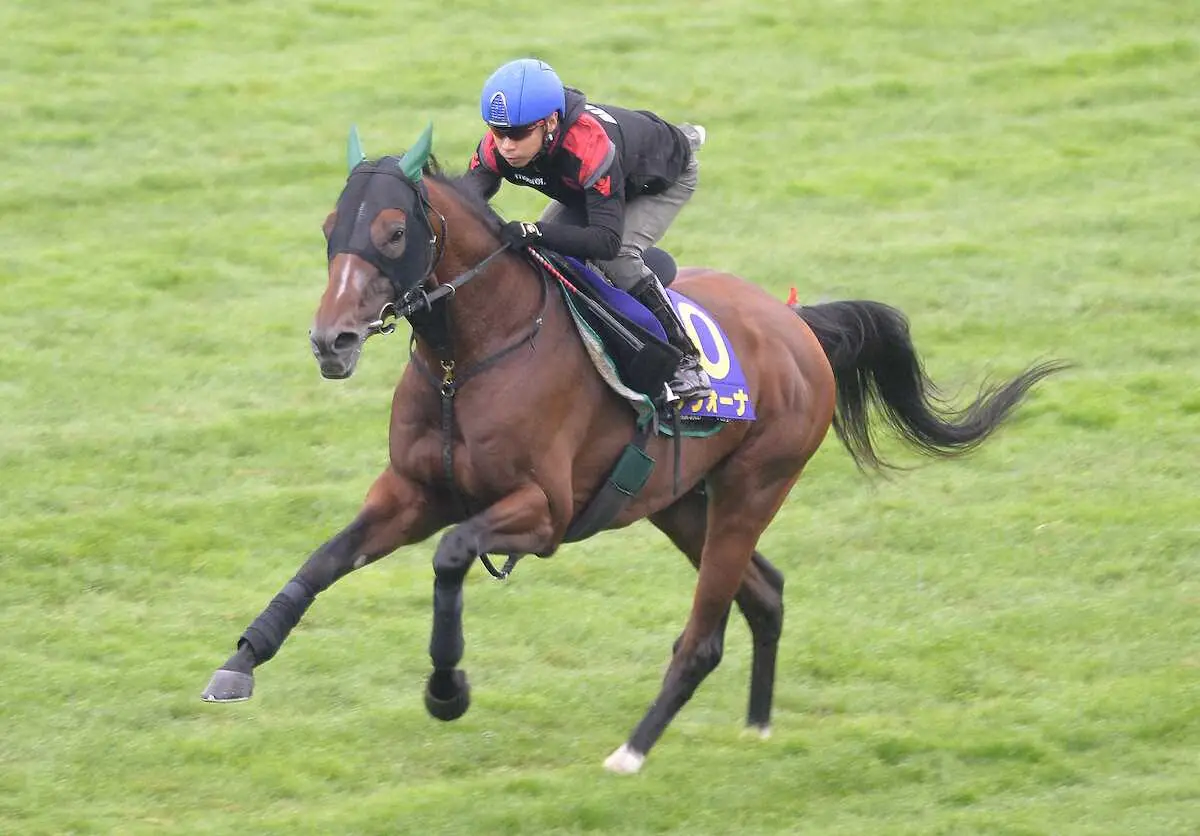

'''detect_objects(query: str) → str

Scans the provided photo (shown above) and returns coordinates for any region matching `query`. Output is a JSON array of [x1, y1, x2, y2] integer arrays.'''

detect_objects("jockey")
[[460, 58, 712, 401]]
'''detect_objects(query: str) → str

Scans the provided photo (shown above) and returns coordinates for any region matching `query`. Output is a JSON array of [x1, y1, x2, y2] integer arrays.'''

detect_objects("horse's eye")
[[390, 228, 405, 245]]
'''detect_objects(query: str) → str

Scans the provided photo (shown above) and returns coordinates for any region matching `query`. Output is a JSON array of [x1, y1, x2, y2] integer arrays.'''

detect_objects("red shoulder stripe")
[[471, 134, 501, 172], [562, 113, 616, 189]]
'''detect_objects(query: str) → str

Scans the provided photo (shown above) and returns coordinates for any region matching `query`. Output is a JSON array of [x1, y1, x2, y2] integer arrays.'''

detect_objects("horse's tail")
[[794, 300, 1068, 471]]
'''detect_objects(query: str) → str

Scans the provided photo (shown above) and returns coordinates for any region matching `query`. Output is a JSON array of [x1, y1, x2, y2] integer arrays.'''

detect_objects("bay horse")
[[201, 126, 1065, 774]]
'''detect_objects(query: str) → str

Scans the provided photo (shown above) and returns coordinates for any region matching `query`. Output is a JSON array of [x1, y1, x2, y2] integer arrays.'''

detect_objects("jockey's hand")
[[499, 220, 542, 249]]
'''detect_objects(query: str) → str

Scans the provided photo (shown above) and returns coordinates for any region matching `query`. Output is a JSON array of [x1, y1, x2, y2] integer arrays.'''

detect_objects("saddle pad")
[[563, 257, 756, 422]]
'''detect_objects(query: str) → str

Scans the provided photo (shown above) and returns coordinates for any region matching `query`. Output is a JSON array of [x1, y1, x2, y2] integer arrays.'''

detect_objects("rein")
[[366, 243, 512, 336]]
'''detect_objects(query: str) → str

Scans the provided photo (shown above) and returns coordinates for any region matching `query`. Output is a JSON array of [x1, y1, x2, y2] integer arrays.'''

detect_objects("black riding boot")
[[631, 274, 713, 400]]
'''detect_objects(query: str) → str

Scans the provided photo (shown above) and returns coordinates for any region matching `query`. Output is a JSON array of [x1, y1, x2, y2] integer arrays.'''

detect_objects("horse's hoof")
[[424, 669, 470, 721], [200, 669, 254, 703], [603, 743, 646, 775], [743, 724, 772, 741]]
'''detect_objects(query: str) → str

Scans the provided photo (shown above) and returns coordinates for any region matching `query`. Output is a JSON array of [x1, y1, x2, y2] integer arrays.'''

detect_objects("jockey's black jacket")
[[460, 88, 692, 261]]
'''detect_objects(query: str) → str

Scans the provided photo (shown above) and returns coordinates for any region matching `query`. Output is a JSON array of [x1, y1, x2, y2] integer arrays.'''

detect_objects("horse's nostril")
[[333, 332, 359, 352]]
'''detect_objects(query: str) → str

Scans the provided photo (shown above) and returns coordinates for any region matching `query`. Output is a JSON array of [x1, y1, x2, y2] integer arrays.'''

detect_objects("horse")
[[201, 125, 1066, 774]]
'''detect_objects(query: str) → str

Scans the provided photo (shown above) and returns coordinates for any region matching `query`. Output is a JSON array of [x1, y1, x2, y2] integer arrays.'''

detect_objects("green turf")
[[1, 1, 1197, 833]]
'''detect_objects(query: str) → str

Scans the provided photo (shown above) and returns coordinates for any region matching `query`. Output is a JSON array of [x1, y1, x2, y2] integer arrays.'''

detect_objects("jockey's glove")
[[499, 220, 542, 249]]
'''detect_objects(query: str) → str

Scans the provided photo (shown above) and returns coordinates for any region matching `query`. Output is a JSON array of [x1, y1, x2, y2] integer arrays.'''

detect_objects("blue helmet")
[[480, 59, 565, 128]]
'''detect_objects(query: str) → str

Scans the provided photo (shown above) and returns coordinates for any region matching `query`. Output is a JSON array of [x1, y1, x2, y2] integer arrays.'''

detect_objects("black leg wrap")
[[429, 578, 465, 670], [239, 578, 315, 665]]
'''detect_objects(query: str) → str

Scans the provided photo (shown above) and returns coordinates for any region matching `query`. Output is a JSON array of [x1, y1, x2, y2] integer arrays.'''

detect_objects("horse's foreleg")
[[201, 469, 437, 703], [650, 492, 786, 737], [424, 484, 555, 722]]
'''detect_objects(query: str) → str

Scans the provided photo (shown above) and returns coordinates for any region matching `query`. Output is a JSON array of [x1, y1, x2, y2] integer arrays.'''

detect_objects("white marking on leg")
[[603, 743, 645, 775]]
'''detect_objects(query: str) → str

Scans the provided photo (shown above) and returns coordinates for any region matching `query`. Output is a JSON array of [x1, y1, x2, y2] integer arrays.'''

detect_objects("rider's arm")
[[535, 129, 624, 260], [459, 137, 503, 201], [535, 179, 623, 260]]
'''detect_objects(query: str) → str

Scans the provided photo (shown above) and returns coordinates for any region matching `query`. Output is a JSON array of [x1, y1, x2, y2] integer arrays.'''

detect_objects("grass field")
[[2, 0, 1198, 833]]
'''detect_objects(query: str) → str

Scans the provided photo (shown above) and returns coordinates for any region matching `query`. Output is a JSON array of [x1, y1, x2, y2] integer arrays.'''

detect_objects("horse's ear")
[[347, 125, 366, 173], [397, 122, 433, 181]]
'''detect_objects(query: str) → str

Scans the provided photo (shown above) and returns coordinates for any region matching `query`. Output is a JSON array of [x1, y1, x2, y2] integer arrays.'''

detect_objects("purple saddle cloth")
[[563, 257, 755, 423]]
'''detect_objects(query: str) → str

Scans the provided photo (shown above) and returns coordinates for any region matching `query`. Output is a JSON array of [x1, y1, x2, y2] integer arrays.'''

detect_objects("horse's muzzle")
[[309, 327, 363, 379]]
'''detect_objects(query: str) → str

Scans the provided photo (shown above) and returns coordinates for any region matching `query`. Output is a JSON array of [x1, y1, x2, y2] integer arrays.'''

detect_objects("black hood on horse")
[[327, 157, 441, 295]]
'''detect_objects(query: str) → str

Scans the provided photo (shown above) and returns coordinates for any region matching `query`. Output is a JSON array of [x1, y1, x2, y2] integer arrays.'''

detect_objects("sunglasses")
[[489, 120, 545, 142]]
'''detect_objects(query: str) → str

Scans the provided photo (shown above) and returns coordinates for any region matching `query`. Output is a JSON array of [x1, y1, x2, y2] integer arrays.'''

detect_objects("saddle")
[[529, 246, 735, 428], [531, 248, 678, 402]]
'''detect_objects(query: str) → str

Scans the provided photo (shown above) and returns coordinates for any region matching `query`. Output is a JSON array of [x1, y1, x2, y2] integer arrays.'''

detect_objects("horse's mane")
[[421, 154, 505, 236]]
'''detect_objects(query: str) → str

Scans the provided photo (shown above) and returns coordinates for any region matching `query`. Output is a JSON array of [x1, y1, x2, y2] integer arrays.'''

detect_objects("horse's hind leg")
[[608, 464, 800, 774], [200, 468, 438, 702], [741, 554, 784, 734], [650, 490, 785, 737]]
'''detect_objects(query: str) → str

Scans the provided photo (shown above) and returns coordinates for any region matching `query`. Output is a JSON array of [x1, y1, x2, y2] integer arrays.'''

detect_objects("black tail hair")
[[796, 301, 1068, 470]]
